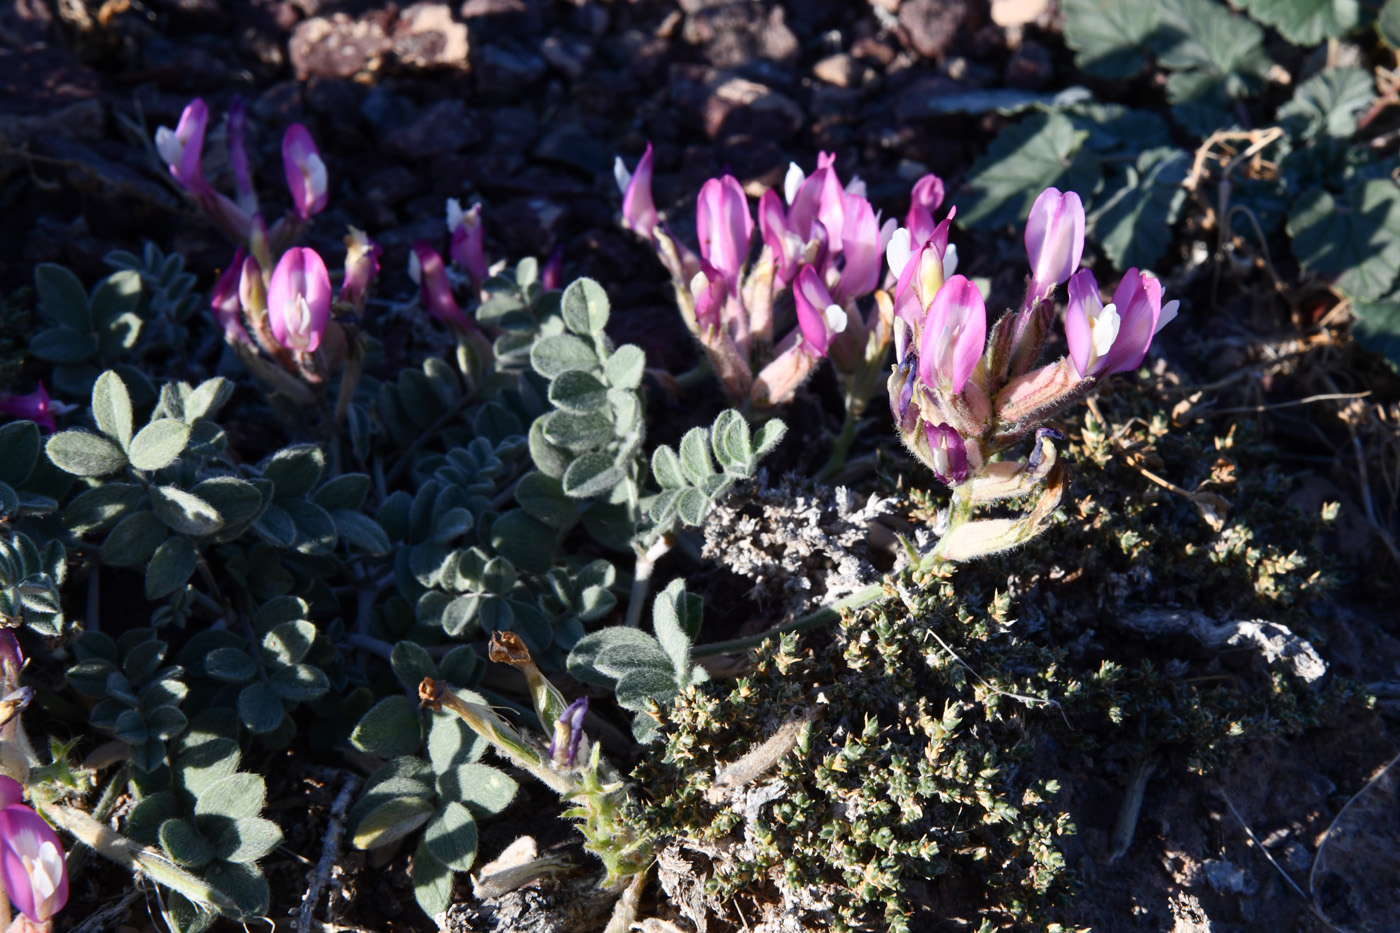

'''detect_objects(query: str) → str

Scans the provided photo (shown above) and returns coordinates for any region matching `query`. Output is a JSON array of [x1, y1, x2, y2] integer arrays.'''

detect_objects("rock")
[[532, 125, 611, 177], [252, 80, 307, 126], [493, 196, 567, 255], [990, 0, 1048, 27], [898, 0, 981, 61], [684, 3, 799, 68], [391, 2, 470, 70], [1004, 40, 1052, 89], [360, 85, 418, 142], [383, 99, 482, 159], [814, 53, 863, 88], [671, 66, 804, 142], [289, 12, 394, 80], [458, 0, 542, 41], [540, 34, 593, 79], [474, 45, 547, 95], [850, 34, 897, 67], [1199, 859, 1250, 895], [0, 0, 54, 46], [809, 85, 863, 122], [486, 106, 538, 154], [361, 166, 422, 210], [305, 77, 364, 118]]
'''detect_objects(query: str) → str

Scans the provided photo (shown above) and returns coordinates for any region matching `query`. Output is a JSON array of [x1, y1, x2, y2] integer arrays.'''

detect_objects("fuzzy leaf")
[[237, 682, 286, 735], [35, 263, 91, 331], [437, 764, 518, 817], [128, 419, 191, 472], [423, 800, 479, 872], [354, 798, 434, 851], [209, 816, 283, 864], [652, 579, 693, 681], [391, 641, 437, 694], [195, 773, 266, 820], [46, 431, 128, 477], [190, 477, 265, 529], [561, 451, 624, 499], [604, 344, 646, 389], [160, 818, 215, 869], [150, 486, 224, 538], [651, 445, 686, 490], [146, 537, 198, 599], [615, 667, 680, 711], [331, 510, 391, 555], [261, 445, 325, 499], [64, 483, 143, 535], [542, 410, 614, 451], [560, 277, 611, 335], [549, 370, 609, 413], [567, 627, 671, 687], [514, 471, 579, 530], [677, 427, 715, 485], [530, 334, 598, 379], [0, 422, 40, 487], [352, 696, 424, 759], [489, 509, 556, 574], [92, 370, 134, 449], [411, 837, 454, 916]]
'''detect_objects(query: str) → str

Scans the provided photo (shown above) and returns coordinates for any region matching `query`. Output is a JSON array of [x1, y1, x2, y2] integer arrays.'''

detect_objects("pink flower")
[[688, 262, 727, 333], [0, 629, 30, 729], [410, 240, 471, 330], [542, 244, 564, 291], [1064, 268, 1177, 377], [696, 175, 752, 288], [0, 384, 57, 434], [267, 247, 332, 353], [918, 274, 986, 395], [924, 422, 969, 485], [1025, 187, 1084, 302], [614, 143, 658, 240], [835, 193, 880, 302], [282, 124, 328, 220], [447, 199, 488, 291], [0, 777, 68, 924], [793, 265, 848, 357], [154, 99, 211, 196], [339, 227, 381, 309], [228, 97, 257, 217], [905, 174, 946, 247], [211, 249, 252, 345]]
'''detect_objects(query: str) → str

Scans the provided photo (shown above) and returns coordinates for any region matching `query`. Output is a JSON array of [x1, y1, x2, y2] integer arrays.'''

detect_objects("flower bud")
[[918, 274, 986, 395], [548, 697, 589, 769], [282, 123, 328, 220], [339, 227, 381, 310], [696, 174, 752, 287], [0, 776, 68, 923], [836, 194, 880, 301], [447, 199, 488, 291], [267, 247, 332, 353], [211, 249, 252, 345], [542, 244, 564, 291], [1025, 187, 1084, 301], [409, 240, 471, 330], [614, 143, 658, 240], [154, 98, 210, 195], [0, 384, 58, 434], [794, 265, 847, 357], [924, 422, 969, 485], [905, 174, 946, 247], [227, 97, 257, 216]]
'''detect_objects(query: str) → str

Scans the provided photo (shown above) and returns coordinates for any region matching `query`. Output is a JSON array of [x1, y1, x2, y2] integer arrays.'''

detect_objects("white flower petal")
[[1156, 299, 1179, 333], [784, 163, 805, 205], [407, 249, 422, 284], [824, 304, 848, 334], [445, 197, 463, 233], [612, 156, 631, 196], [885, 228, 913, 279], [154, 127, 181, 167], [942, 243, 959, 279]]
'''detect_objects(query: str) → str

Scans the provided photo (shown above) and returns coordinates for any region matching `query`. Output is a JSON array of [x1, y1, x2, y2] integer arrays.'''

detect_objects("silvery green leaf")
[[184, 378, 233, 422], [530, 334, 598, 379], [752, 418, 787, 459], [678, 427, 714, 484], [145, 705, 188, 741], [429, 507, 475, 546], [129, 419, 191, 472], [114, 707, 149, 745], [64, 483, 142, 535], [195, 773, 267, 820], [237, 682, 286, 735], [251, 502, 297, 547], [163, 891, 216, 933], [125, 792, 176, 846], [160, 818, 215, 870], [437, 647, 484, 690], [190, 477, 265, 529], [561, 451, 624, 499], [31, 326, 98, 364], [263, 619, 317, 666], [428, 708, 486, 774], [567, 627, 671, 687], [92, 370, 134, 449], [351, 696, 424, 759], [560, 277, 611, 335], [437, 593, 480, 638], [581, 497, 634, 551], [284, 500, 338, 555], [89, 269, 141, 325], [652, 579, 693, 680], [480, 556, 517, 595], [66, 658, 117, 697], [615, 667, 680, 712], [514, 471, 579, 530], [46, 431, 128, 476], [577, 585, 617, 622], [146, 536, 198, 599], [210, 816, 283, 864], [548, 369, 608, 413], [0, 421, 40, 487], [650, 447, 685, 490], [353, 797, 434, 851], [391, 641, 436, 693], [150, 486, 224, 538], [489, 509, 556, 573], [269, 663, 330, 702], [252, 596, 308, 632], [439, 763, 518, 818], [376, 490, 412, 541], [411, 837, 454, 915], [35, 263, 91, 331], [261, 445, 325, 499], [542, 410, 614, 451], [203, 647, 257, 684], [676, 488, 709, 527], [123, 639, 167, 683], [528, 420, 572, 480], [604, 344, 646, 389], [608, 389, 640, 436], [331, 510, 391, 555], [711, 409, 752, 473], [476, 594, 512, 633], [205, 861, 269, 920], [313, 473, 372, 511], [424, 800, 479, 872], [178, 737, 242, 797]]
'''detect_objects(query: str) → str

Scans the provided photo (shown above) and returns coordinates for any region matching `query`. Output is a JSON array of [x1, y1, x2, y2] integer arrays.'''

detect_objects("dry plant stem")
[[1108, 754, 1156, 863], [1322, 375, 1400, 568], [298, 771, 363, 933], [602, 870, 647, 933], [68, 887, 142, 933], [1308, 749, 1400, 927]]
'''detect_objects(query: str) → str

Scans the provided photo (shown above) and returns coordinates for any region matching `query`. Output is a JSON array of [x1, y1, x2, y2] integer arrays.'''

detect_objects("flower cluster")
[[886, 187, 1177, 560], [616, 145, 906, 410]]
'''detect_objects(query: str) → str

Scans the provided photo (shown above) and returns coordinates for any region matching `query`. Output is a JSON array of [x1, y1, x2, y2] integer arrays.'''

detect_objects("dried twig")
[[298, 770, 364, 933]]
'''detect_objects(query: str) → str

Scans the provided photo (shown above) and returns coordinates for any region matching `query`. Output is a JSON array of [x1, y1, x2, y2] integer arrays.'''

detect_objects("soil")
[[4, 1, 1400, 932]]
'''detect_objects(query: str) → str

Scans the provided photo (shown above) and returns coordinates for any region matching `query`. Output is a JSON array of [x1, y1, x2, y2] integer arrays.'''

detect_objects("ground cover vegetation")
[[2, 0, 1400, 931]]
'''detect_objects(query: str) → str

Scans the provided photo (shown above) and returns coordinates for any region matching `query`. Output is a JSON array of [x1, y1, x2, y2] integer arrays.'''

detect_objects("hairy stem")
[[691, 581, 890, 657]]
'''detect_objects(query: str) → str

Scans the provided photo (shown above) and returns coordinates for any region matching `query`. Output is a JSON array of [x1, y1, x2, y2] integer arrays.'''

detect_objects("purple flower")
[[154, 99, 211, 196], [447, 199, 488, 291], [267, 247, 331, 353], [210, 249, 252, 345], [1025, 187, 1084, 302], [888, 352, 920, 436], [696, 174, 753, 289], [282, 124, 328, 220], [793, 265, 847, 357], [542, 244, 564, 291], [409, 240, 471, 330], [614, 143, 658, 240], [688, 261, 727, 333], [918, 274, 986, 395], [905, 174, 946, 247], [339, 227, 381, 310], [924, 422, 969, 485], [1064, 268, 1177, 378], [0, 776, 68, 923], [0, 384, 57, 434], [548, 697, 589, 768], [227, 97, 257, 217]]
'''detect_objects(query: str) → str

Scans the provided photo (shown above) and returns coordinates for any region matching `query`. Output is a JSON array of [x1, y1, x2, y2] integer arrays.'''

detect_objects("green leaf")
[[427, 709, 485, 774], [284, 500, 338, 555], [185, 378, 233, 422], [652, 579, 693, 682], [1060, 0, 1157, 78], [261, 445, 325, 499], [560, 277, 611, 334], [47, 431, 128, 476], [64, 483, 142, 535], [514, 471, 579, 530], [549, 370, 609, 413], [35, 263, 91, 331], [567, 627, 672, 687], [351, 696, 424, 759], [129, 419, 191, 472], [411, 837, 454, 916], [195, 773, 267, 820], [527, 419, 573, 480], [1233, 0, 1361, 45], [710, 409, 752, 474], [331, 510, 391, 555], [604, 344, 646, 389], [189, 477, 265, 529], [202, 648, 257, 683], [209, 816, 283, 863], [675, 488, 709, 526], [1277, 67, 1375, 141], [957, 112, 1103, 230], [236, 682, 286, 735], [561, 451, 624, 499], [160, 819, 215, 869], [353, 797, 434, 851], [678, 427, 715, 485], [263, 619, 316, 665], [150, 486, 224, 538], [530, 334, 599, 379], [89, 270, 142, 325], [1149, 0, 1269, 89], [615, 667, 680, 711], [1088, 148, 1191, 273], [391, 641, 436, 693], [423, 800, 479, 871], [101, 511, 168, 567], [204, 861, 269, 920], [650, 446, 685, 490], [313, 473, 371, 512], [30, 327, 98, 364], [91, 371, 134, 449], [1288, 180, 1400, 301], [542, 409, 614, 451], [1380, 0, 1400, 48], [0, 422, 40, 487], [146, 536, 198, 599], [269, 663, 330, 702], [1351, 295, 1400, 372], [489, 509, 556, 574], [438, 763, 518, 817]]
